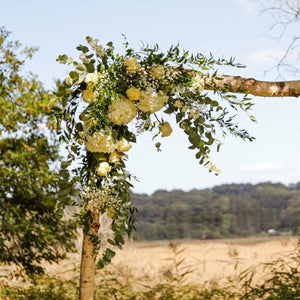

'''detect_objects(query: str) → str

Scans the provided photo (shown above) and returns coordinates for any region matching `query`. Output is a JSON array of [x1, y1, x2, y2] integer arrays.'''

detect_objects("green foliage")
[[0, 28, 77, 275], [54, 36, 255, 268], [133, 182, 300, 241], [0, 275, 78, 300]]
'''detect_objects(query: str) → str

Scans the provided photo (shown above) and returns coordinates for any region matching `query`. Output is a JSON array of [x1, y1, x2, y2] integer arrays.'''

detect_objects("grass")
[[0, 236, 299, 299]]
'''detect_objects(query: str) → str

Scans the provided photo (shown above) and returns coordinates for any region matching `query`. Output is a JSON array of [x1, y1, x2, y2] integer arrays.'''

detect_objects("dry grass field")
[[47, 235, 298, 288]]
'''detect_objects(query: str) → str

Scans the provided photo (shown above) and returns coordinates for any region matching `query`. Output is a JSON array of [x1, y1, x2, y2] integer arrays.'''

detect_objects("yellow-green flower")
[[82, 86, 98, 104], [124, 57, 141, 73], [126, 86, 141, 101], [150, 65, 165, 79]]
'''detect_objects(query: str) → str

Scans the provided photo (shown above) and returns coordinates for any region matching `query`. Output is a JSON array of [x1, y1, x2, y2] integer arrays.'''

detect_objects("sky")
[[2, 0, 300, 194]]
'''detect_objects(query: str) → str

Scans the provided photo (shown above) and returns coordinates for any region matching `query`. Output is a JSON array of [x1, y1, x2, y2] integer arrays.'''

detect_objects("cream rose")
[[108, 96, 137, 125], [96, 162, 111, 177], [116, 138, 131, 152], [124, 57, 141, 73], [160, 122, 173, 137], [84, 73, 99, 84], [82, 89, 98, 104], [109, 151, 123, 163], [126, 86, 141, 101]]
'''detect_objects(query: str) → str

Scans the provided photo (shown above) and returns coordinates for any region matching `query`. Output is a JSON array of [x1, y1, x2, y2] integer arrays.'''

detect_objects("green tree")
[[0, 28, 77, 275]]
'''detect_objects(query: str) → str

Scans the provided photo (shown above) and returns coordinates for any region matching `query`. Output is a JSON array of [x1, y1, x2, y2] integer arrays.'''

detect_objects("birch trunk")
[[183, 68, 300, 97], [79, 211, 100, 300], [203, 75, 300, 97]]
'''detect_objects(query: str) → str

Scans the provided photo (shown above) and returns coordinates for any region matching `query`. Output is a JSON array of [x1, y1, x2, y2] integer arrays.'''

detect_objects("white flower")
[[65, 75, 73, 86], [96, 45, 106, 57], [108, 96, 137, 125], [79, 53, 90, 63], [172, 85, 186, 98], [191, 74, 205, 93], [96, 162, 111, 177], [138, 88, 168, 113], [116, 138, 132, 152], [85, 73, 99, 84], [85, 131, 116, 153]]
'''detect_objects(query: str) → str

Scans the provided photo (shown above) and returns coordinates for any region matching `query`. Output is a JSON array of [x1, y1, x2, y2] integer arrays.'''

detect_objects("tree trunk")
[[79, 211, 100, 300], [203, 75, 300, 97], [183, 68, 300, 97]]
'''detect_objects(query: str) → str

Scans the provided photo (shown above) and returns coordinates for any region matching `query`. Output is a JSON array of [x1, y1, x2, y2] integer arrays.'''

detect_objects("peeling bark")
[[183, 68, 300, 97], [79, 211, 100, 300], [203, 75, 300, 97]]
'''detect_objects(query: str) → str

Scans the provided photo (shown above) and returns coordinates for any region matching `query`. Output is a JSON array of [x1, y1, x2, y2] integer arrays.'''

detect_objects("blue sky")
[[2, 0, 300, 194]]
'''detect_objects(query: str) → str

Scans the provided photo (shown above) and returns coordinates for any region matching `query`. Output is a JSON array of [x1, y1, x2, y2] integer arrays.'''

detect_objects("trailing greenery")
[[54, 36, 254, 267], [0, 28, 77, 275], [132, 182, 300, 240]]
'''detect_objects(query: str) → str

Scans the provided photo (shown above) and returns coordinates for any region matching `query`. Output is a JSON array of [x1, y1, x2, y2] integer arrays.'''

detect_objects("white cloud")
[[249, 49, 283, 63], [238, 162, 287, 172], [238, 0, 257, 16], [249, 48, 298, 64]]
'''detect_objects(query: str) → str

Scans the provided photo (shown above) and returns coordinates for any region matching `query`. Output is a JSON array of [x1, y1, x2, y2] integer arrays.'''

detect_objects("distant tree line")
[[132, 182, 300, 240]]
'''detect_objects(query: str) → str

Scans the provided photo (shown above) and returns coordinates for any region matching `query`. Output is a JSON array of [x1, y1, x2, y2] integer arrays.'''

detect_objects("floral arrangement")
[[54, 36, 254, 267]]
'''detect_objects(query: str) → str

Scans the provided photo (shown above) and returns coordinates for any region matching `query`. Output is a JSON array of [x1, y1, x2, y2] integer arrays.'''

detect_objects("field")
[[1, 236, 299, 299], [48, 235, 298, 286]]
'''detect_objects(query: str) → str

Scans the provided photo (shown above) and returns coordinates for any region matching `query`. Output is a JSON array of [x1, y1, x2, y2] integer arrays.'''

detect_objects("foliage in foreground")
[[0, 28, 77, 275], [2, 242, 300, 300]]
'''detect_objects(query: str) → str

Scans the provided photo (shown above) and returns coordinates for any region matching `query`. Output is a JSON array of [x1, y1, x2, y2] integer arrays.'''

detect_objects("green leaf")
[[105, 248, 116, 260]]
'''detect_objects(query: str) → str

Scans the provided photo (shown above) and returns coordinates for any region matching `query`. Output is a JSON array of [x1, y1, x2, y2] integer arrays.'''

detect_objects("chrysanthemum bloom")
[[150, 65, 165, 80], [138, 88, 168, 113], [85, 131, 116, 153], [160, 122, 173, 137], [126, 86, 141, 101], [96, 162, 111, 177], [124, 57, 141, 73], [108, 96, 137, 125], [82, 85, 98, 104], [116, 138, 131, 152]]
